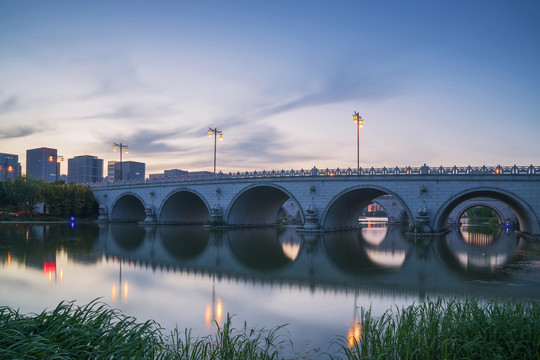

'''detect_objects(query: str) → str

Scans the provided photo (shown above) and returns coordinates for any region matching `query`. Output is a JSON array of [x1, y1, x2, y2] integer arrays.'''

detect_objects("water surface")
[[1, 222, 539, 356]]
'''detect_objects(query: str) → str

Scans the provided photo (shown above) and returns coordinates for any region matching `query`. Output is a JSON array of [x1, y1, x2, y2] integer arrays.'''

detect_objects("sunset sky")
[[1, 1, 539, 176]]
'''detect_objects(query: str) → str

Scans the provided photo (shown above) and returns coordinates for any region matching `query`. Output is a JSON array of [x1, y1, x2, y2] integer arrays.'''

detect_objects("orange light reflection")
[[347, 321, 362, 348], [112, 284, 117, 301], [123, 282, 129, 300]]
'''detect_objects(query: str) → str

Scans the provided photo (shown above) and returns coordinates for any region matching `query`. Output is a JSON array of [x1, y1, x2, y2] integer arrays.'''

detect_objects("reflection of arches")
[[322, 231, 379, 273], [322, 187, 412, 229], [158, 226, 210, 260], [111, 224, 145, 251], [111, 193, 145, 222], [159, 190, 210, 224], [226, 185, 304, 226], [433, 188, 539, 233], [438, 227, 523, 279], [226, 228, 297, 270]]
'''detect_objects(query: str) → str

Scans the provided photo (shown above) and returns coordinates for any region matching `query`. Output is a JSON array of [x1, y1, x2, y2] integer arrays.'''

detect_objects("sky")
[[1, 0, 539, 176]]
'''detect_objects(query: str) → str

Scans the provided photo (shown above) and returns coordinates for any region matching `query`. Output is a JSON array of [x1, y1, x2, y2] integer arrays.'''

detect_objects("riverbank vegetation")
[[0, 176, 97, 220], [332, 297, 540, 360], [1, 298, 539, 359]]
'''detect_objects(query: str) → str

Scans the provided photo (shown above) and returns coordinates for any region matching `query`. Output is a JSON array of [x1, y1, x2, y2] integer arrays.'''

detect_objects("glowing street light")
[[113, 143, 129, 181], [208, 127, 223, 174], [353, 111, 364, 171]]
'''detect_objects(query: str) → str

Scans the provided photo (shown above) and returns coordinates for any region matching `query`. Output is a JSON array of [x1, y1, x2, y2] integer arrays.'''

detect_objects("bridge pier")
[[143, 206, 157, 224]]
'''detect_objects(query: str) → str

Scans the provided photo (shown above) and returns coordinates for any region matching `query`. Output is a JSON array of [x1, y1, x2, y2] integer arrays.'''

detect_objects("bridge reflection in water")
[[1, 221, 538, 354], [92, 222, 534, 298]]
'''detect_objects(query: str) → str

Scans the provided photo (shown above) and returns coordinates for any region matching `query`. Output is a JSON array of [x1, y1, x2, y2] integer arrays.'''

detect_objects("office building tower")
[[114, 161, 145, 181], [149, 169, 188, 181], [0, 153, 21, 180], [67, 155, 104, 184], [26, 147, 58, 183]]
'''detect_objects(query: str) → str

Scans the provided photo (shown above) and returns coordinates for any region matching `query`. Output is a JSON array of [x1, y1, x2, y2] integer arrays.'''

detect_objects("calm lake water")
[[1, 221, 539, 357]]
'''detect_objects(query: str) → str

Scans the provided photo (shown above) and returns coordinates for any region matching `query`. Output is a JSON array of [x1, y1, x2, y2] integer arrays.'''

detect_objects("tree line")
[[0, 176, 98, 218]]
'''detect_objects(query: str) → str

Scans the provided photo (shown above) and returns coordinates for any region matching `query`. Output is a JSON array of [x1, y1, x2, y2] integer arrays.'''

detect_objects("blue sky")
[[1, 0, 539, 175]]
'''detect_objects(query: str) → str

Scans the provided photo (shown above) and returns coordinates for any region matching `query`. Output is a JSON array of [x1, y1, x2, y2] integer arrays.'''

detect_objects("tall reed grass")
[[0, 300, 288, 360], [332, 297, 540, 360]]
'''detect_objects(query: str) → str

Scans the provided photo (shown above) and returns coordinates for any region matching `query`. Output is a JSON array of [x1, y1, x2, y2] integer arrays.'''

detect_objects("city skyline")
[[1, 1, 539, 175]]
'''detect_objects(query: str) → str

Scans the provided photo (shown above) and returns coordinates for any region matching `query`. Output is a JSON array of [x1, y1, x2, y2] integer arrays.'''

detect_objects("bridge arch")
[[226, 184, 304, 226], [159, 189, 211, 224], [321, 186, 413, 229], [433, 188, 540, 233], [110, 193, 146, 222]]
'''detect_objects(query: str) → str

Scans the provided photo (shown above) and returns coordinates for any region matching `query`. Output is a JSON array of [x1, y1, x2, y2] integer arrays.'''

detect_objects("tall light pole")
[[113, 143, 128, 181], [208, 128, 223, 174], [56, 156, 64, 182], [353, 111, 364, 171]]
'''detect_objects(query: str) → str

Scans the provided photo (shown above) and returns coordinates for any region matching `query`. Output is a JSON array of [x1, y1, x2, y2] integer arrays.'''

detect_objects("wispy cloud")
[[0, 124, 42, 139], [0, 95, 18, 114]]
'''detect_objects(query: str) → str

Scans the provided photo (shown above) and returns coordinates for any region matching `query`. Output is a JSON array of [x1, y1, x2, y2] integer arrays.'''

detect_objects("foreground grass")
[[332, 297, 540, 360], [2, 298, 539, 359], [0, 300, 286, 360]]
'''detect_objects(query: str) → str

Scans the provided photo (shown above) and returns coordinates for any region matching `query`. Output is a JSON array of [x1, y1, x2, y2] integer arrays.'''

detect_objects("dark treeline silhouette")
[[0, 176, 98, 218]]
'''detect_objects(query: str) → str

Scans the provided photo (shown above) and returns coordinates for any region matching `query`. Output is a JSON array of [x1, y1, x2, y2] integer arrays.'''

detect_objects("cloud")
[[108, 127, 193, 154], [0, 95, 18, 114], [0, 124, 42, 139]]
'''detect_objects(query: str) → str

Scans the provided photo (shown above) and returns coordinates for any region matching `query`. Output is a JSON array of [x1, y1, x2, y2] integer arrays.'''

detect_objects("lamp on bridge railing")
[[353, 111, 364, 171], [113, 143, 129, 181], [208, 127, 223, 174]]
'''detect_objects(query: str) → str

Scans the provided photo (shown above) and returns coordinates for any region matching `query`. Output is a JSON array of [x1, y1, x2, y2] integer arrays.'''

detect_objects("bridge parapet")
[[90, 164, 540, 188]]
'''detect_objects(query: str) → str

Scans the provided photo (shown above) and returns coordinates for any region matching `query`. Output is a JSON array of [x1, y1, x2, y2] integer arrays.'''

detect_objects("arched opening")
[[322, 188, 411, 230], [227, 185, 302, 226], [159, 190, 210, 224], [458, 205, 502, 226], [434, 190, 536, 233], [111, 194, 145, 222]]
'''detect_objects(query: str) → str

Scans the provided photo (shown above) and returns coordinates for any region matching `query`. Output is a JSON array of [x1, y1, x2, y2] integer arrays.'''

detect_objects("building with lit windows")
[[114, 161, 145, 181], [0, 153, 21, 180], [67, 155, 104, 184], [26, 147, 59, 183]]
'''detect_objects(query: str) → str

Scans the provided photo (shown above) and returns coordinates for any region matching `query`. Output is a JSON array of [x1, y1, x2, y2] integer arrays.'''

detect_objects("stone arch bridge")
[[91, 165, 540, 235]]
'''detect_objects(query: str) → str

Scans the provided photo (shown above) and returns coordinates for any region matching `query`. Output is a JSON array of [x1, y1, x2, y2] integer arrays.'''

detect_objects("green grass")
[[331, 297, 540, 360], [0, 300, 288, 360], [2, 298, 539, 359]]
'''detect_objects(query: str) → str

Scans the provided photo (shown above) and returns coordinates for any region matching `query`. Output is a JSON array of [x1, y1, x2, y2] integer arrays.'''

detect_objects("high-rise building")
[[107, 161, 116, 181], [114, 161, 145, 181], [149, 169, 188, 181], [0, 153, 21, 180], [67, 155, 104, 184], [26, 147, 58, 183]]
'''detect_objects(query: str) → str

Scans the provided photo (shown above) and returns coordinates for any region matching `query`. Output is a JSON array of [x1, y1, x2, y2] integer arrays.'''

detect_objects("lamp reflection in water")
[[347, 291, 362, 348], [205, 275, 224, 328], [112, 258, 129, 302]]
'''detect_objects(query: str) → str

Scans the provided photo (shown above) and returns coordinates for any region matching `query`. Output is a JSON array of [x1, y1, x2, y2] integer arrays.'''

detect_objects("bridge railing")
[[88, 164, 540, 187]]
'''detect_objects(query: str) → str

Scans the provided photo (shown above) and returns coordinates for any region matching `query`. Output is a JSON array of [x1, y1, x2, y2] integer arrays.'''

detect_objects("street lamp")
[[56, 156, 64, 182], [113, 143, 129, 181], [208, 128, 223, 174], [353, 111, 364, 171]]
